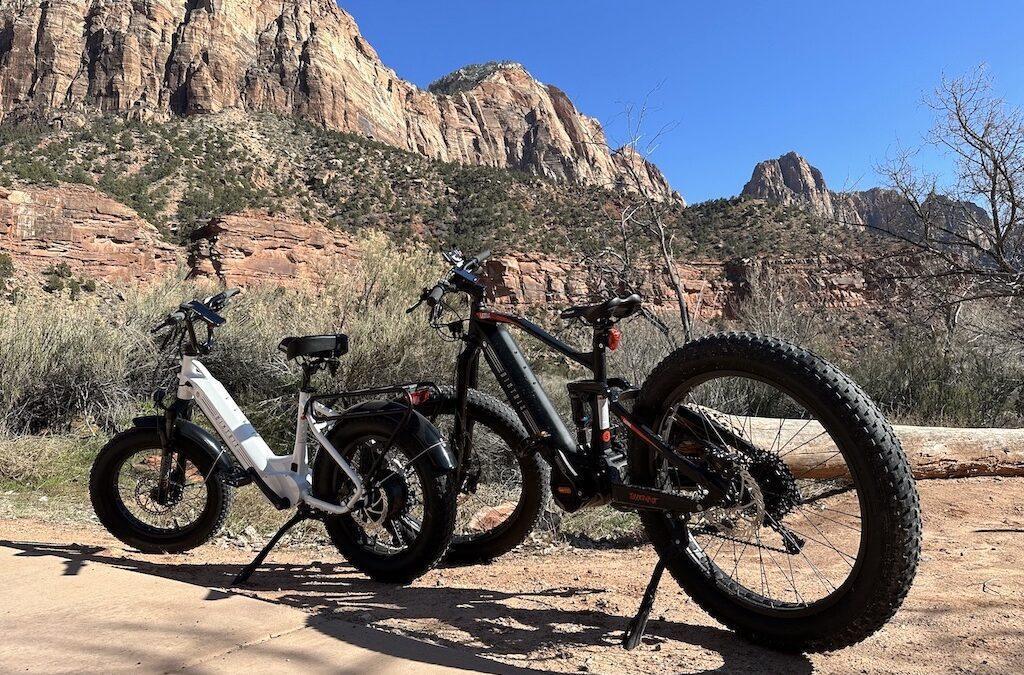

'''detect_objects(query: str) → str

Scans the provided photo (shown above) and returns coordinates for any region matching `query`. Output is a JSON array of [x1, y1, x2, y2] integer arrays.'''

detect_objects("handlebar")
[[151, 287, 241, 334], [406, 249, 491, 315]]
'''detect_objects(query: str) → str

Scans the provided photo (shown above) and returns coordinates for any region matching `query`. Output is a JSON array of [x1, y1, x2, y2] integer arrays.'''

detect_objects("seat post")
[[299, 359, 319, 393], [591, 323, 610, 381]]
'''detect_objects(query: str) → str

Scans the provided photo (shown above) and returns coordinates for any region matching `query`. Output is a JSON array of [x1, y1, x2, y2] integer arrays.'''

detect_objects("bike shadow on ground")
[[0, 539, 813, 675]]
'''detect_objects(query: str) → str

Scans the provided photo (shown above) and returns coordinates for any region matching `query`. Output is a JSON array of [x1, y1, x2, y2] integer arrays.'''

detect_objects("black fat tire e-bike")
[[410, 250, 922, 652]]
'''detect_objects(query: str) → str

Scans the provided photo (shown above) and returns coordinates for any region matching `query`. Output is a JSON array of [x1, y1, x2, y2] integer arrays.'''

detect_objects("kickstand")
[[232, 506, 315, 586], [622, 559, 667, 651]]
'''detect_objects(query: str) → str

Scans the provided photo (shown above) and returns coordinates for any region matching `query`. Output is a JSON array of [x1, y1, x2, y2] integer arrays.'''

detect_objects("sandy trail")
[[0, 476, 1021, 674]]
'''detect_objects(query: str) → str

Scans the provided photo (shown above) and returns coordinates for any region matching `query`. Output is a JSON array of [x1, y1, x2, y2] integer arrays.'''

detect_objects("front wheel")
[[90, 428, 232, 553], [630, 332, 921, 652], [416, 387, 549, 564]]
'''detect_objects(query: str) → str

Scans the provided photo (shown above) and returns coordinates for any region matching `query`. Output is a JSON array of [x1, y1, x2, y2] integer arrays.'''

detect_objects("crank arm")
[[610, 483, 702, 514]]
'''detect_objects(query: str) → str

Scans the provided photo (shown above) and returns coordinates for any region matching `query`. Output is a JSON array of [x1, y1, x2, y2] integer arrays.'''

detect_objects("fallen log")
[[709, 417, 1024, 480]]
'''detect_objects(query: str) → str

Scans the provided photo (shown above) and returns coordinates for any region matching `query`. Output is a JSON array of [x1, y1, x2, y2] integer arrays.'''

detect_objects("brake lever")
[[429, 301, 443, 325], [406, 295, 425, 314]]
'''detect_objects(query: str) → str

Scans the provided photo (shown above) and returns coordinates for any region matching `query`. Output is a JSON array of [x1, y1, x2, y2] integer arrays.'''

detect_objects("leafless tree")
[[869, 67, 1024, 330], [562, 89, 696, 341]]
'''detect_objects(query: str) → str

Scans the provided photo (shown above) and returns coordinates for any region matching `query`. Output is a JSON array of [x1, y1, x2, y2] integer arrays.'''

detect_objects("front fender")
[[132, 415, 235, 475]]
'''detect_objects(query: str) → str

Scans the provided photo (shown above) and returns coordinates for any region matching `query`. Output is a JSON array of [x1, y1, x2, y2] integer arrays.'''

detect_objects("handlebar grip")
[[206, 287, 241, 310], [151, 311, 186, 334], [426, 284, 445, 307], [464, 249, 491, 272]]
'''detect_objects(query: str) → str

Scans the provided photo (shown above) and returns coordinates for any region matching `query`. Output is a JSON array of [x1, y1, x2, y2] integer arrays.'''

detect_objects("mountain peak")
[[0, 1, 672, 199], [741, 152, 833, 216], [428, 61, 531, 95]]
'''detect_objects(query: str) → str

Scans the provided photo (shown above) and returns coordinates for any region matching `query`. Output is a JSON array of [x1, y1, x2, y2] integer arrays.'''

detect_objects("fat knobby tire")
[[314, 417, 458, 584], [90, 427, 233, 553], [630, 332, 922, 652], [418, 387, 550, 564]]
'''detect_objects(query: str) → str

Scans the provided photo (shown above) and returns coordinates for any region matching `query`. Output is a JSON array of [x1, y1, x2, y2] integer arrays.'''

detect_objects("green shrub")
[[0, 253, 13, 280]]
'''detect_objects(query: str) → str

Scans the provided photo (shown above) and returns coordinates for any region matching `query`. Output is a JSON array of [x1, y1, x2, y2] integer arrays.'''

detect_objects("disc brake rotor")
[[352, 456, 411, 533]]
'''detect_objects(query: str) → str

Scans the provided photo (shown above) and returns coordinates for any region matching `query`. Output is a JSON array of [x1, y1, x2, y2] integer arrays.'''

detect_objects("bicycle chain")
[[687, 525, 794, 555]]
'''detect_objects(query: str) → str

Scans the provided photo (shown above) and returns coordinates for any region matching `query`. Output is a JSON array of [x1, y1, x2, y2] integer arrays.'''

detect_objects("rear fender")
[[323, 400, 456, 473]]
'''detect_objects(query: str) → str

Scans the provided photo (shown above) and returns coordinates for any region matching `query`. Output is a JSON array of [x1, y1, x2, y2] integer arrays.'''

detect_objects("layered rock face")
[[187, 211, 359, 286], [185, 212, 876, 318], [0, 0, 673, 199], [0, 184, 178, 282]]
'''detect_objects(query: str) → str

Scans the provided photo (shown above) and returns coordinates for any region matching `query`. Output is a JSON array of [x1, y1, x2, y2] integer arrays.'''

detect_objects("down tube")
[[476, 322, 578, 456]]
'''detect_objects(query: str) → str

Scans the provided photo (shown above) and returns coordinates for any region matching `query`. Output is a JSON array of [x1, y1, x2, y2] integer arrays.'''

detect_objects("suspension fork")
[[453, 334, 482, 486], [156, 399, 191, 503]]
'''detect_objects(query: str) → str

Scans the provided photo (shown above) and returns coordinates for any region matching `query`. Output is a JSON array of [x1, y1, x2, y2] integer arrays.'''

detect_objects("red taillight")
[[408, 388, 432, 406], [607, 327, 622, 351]]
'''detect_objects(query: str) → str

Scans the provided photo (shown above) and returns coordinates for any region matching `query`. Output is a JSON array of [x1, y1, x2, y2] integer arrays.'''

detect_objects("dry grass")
[[2, 235, 1022, 547]]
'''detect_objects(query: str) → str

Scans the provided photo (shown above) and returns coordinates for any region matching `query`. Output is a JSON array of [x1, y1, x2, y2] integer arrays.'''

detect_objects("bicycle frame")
[[450, 291, 732, 513], [174, 355, 363, 515]]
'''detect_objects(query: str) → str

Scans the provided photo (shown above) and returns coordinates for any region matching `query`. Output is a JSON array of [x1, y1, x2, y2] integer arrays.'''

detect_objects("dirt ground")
[[1, 476, 1021, 674]]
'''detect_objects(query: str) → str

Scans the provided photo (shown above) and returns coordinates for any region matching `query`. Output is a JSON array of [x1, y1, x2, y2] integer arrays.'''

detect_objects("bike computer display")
[[184, 300, 226, 326]]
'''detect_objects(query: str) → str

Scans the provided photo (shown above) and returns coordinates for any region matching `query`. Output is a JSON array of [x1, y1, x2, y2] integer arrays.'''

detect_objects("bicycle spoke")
[[660, 371, 866, 610]]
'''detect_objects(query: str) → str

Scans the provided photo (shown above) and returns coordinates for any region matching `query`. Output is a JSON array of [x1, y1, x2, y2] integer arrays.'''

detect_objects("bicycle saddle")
[[278, 334, 349, 360], [560, 294, 643, 324]]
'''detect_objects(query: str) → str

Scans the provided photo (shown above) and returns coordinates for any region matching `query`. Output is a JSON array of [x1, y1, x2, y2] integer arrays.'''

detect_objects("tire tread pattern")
[[635, 332, 921, 652]]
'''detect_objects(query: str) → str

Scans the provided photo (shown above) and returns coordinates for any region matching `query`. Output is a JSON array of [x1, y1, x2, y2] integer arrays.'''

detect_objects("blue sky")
[[341, 1, 1024, 203]]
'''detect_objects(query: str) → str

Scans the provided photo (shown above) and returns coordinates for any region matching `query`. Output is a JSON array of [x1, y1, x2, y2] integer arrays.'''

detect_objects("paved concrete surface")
[[0, 544, 518, 674]]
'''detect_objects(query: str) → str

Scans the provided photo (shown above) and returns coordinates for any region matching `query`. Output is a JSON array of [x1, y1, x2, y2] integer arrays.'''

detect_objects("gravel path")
[[1, 476, 1021, 674]]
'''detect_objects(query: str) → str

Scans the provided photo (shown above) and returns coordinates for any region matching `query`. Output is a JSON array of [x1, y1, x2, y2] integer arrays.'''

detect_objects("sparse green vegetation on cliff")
[[0, 111, 865, 258]]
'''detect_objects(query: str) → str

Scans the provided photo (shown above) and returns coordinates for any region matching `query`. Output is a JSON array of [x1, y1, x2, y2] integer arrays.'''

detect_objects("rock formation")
[[741, 151, 991, 237], [187, 211, 360, 286], [0, 184, 178, 281], [184, 211, 878, 319], [741, 151, 835, 217], [0, 0, 674, 199]]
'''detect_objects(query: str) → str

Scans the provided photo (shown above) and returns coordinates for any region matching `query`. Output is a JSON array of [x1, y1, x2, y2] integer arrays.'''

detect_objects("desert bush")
[[845, 322, 1022, 428], [732, 265, 830, 347], [0, 435, 99, 488], [0, 293, 149, 433], [728, 272, 1023, 427], [0, 232, 452, 442]]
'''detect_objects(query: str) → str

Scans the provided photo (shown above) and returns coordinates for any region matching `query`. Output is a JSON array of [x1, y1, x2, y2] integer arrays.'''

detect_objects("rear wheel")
[[630, 332, 921, 652], [90, 428, 232, 553], [313, 417, 456, 584]]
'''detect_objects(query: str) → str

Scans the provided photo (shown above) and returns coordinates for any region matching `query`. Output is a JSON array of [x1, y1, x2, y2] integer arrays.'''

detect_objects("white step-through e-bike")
[[90, 289, 458, 584]]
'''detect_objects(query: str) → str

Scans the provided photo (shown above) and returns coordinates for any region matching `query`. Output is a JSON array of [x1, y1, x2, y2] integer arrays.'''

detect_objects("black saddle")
[[277, 334, 349, 361], [560, 294, 643, 324]]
